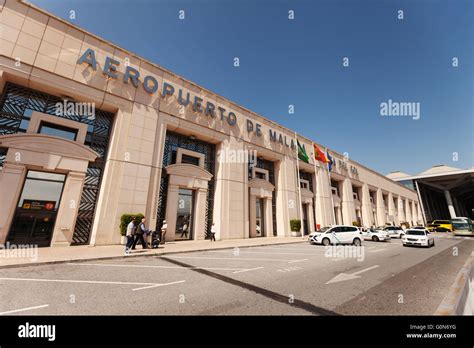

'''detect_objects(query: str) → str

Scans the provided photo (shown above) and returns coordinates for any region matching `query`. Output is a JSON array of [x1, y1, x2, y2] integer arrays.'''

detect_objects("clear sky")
[[30, 0, 474, 175]]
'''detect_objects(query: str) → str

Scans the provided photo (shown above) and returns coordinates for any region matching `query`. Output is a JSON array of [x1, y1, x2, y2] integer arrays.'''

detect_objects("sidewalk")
[[0, 236, 307, 269]]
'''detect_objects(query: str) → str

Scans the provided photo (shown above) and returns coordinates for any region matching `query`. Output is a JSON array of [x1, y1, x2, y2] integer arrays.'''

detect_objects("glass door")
[[176, 188, 194, 240], [8, 171, 66, 247]]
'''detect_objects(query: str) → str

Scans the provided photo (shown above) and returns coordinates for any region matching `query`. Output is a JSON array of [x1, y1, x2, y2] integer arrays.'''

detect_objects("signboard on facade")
[[22, 200, 56, 211]]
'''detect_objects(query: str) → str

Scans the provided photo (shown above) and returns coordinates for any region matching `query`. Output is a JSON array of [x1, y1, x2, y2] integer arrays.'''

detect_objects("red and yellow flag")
[[314, 143, 329, 163]]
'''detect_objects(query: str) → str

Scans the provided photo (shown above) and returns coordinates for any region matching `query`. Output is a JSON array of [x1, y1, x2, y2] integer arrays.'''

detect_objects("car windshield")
[[320, 227, 330, 232], [407, 230, 425, 235]]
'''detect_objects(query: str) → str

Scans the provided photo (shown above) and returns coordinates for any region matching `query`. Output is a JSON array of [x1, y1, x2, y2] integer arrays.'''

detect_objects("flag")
[[314, 143, 329, 163], [297, 140, 309, 163], [327, 151, 334, 171]]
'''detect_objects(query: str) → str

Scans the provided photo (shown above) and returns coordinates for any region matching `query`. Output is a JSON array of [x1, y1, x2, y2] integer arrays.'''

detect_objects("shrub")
[[290, 219, 301, 232], [352, 221, 361, 227], [119, 213, 144, 236]]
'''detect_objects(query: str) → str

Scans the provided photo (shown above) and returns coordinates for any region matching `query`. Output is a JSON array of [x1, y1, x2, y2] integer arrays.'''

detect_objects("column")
[[376, 188, 385, 226], [411, 201, 417, 226], [388, 192, 397, 225], [361, 183, 373, 228], [398, 196, 406, 223], [249, 195, 257, 238], [307, 202, 315, 231], [0, 163, 26, 244], [51, 171, 86, 246], [265, 197, 273, 237], [341, 178, 356, 225], [194, 188, 208, 240], [444, 190, 457, 218], [405, 199, 412, 227], [315, 167, 335, 226], [164, 184, 179, 241]]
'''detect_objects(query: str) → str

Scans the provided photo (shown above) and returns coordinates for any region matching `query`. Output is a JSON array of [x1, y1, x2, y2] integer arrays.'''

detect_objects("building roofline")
[[392, 168, 474, 181]]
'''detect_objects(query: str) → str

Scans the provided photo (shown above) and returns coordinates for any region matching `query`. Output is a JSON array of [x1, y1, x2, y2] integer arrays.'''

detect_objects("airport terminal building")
[[0, 0, 422, 247]]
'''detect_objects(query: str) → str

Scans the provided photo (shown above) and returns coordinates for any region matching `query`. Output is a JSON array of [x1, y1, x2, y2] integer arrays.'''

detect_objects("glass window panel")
[[27, 171, 66, 181], [39, 122, 77, 141]]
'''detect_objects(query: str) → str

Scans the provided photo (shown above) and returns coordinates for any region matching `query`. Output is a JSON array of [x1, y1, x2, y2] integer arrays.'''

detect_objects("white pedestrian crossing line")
[[0, 304, 49, 315], [67, 262, 255, 272]]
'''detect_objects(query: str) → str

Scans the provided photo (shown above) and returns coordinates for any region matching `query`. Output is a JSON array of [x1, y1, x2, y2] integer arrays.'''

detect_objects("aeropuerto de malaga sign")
[[77, 48, 296, 150]]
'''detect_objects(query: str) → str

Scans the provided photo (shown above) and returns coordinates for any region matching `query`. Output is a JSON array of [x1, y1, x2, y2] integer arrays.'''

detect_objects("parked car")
[[361, 228, 391, 242], [451, 219, 474, 237], [383, 226, 405, 238], [308, 226, 331, 241], [309, 225, 362, 246], [402, 229, 435, 248], [427, 220, 453, 232]]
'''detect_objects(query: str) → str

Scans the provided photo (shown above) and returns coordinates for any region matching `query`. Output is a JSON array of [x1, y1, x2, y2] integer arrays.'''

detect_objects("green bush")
[[119, 213, 144, 236], [352, 221, 361, 227], [290, 219, 301, 232]]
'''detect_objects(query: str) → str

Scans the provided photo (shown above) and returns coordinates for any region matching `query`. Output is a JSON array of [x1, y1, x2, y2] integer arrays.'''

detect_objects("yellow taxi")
[[427, 220, 453, 232]]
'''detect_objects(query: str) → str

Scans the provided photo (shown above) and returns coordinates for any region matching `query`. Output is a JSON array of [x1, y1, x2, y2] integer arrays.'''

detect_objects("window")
[[300, 181, 308, 189], [256, 172, 266, 180], [38, 121, 77, 141], [181, 154, 200, 166]]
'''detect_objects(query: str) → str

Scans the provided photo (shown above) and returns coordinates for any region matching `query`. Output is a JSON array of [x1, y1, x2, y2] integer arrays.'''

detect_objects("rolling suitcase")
[[151, 231, 160, 248]]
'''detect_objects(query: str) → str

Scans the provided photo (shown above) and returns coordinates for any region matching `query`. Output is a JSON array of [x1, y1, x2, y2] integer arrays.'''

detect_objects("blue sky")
[[31, 0, 473, 175]]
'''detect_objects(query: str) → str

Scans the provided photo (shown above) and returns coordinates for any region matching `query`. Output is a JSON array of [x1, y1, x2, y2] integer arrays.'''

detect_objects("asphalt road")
[[0, 235, 472, 315]]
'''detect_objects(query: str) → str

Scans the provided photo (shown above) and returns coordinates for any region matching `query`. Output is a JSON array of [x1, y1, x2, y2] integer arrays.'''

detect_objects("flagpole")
[[294, 132, 304, 239], [311, 142, 319, 230]]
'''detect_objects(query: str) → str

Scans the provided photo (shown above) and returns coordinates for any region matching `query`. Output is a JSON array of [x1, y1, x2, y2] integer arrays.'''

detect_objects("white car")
[[309, 225, 362, 246], [383, 226, 405, 238], [362, 228, 391, 242], [402, 229, 435, 248], [308, 226, 331, 241]]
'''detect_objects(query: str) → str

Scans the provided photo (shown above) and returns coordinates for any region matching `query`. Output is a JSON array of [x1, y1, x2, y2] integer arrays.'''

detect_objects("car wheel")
[[353, 238, 361, 246], [372, 236, 379, 242], [322, 238, 330, 246], [403, 244, 407, 247], [431, 240, 435, 247]]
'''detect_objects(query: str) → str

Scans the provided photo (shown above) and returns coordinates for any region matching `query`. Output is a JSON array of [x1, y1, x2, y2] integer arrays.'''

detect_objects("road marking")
[[208, 250, 320, 256], [325, 265, 380, 284], [232, 267, 264, 274], [67, 262, 253, 272], [276, 266, 302, 273], [369, 249, 386, 253], [165, 255, 304, 263], [288, 259, 308, 263], [0, 304, 49, 315], [132, 280, 186, 291], [0, 277, 184, 288]]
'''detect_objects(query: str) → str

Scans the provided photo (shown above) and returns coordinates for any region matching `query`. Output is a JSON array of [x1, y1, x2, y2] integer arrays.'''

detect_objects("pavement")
[[0, 233, 472, 315], [0, 236, 305, 269]]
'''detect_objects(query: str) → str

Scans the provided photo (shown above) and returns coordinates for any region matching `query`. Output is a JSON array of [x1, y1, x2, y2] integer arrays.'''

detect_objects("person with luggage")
[[210, 222, 216, 241], [125, 216, 136, 255], [161, 220, 167, 245], [132, 217, 148, 249]]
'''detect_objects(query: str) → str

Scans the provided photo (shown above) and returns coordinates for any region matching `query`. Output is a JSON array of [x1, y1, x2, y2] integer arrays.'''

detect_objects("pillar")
[[398, 196, 406, 224], [361, 183, 373, 228], [388, 192, 397, 225], [249, 194, 257, 238], [164, 184, 179, 241], [51, 171, 86, 246], [444, 190, 457, 218], [307, 202, 315, 231], [194, 188, 208, 240], [404, 199, 412, 227], [265, 197, 273, 237], [376, 188, 385, 226], [315, 167, 334, 226], [341, 178, 356, 225]]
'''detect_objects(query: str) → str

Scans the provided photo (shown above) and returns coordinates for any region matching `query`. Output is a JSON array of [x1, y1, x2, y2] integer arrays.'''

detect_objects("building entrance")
[[7, 171, 66, 247], [255, 198, 265, 237], [175, 188, 194, 240]]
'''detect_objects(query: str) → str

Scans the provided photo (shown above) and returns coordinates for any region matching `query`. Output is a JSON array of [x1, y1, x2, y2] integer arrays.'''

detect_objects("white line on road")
[[0, 304, 49, 315], [132, 280, 186, 291], [166, 255, 304, 263], [369, 249, 386, 253], [288, 259, 308, 264], [232, 267, 264, 274], [67, 262, 253, 272], [0, 277, 184, 288], [208, 250, 321, 256]]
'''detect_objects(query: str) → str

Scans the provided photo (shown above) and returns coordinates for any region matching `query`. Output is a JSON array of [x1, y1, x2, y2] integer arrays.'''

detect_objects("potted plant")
[[290, 219, 302, 237], [119, 213, 144, 245]]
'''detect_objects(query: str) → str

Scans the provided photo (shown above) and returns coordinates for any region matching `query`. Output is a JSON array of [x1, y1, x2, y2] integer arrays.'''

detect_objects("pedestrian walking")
[[132, 217, 148, 249], [161, 220, 167, 244], [180, 222, 188, 238], [210, 222, 216, 241], [125, 217, 136, 254]]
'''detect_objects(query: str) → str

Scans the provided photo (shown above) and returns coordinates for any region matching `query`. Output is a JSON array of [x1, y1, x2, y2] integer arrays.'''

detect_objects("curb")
[[0, 239, 307, 270], [435, 251, 474, 315]]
